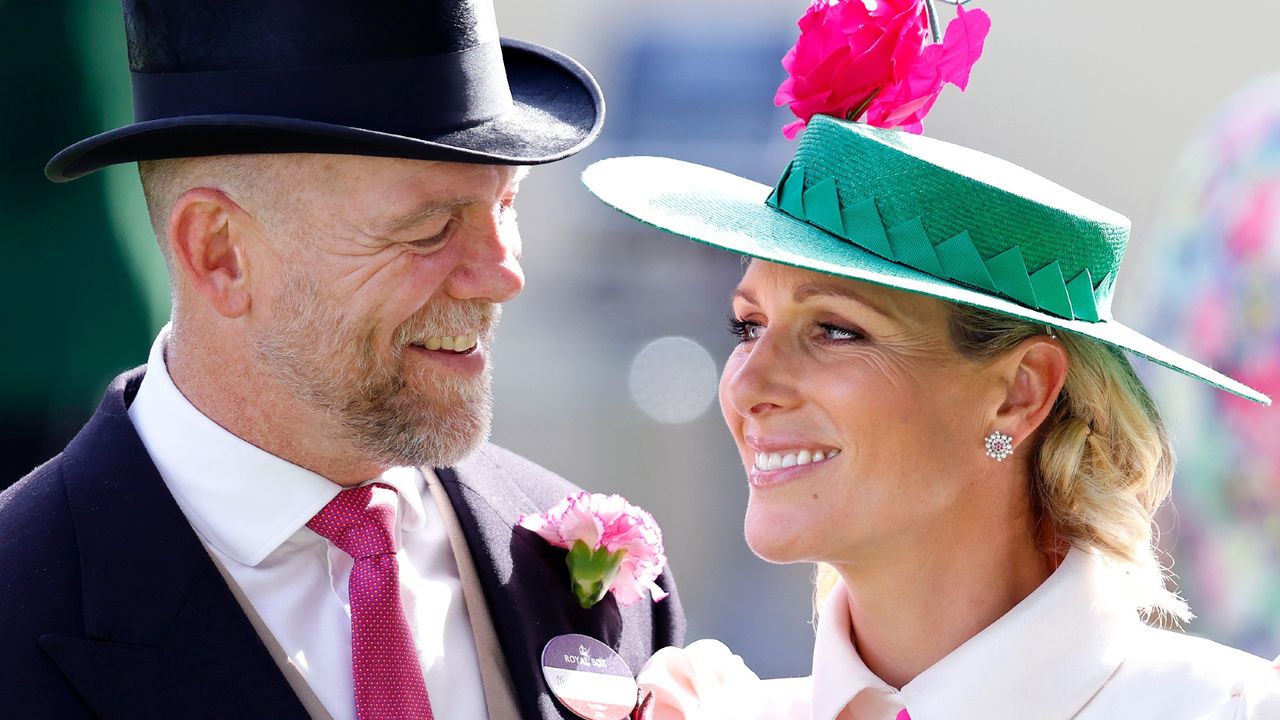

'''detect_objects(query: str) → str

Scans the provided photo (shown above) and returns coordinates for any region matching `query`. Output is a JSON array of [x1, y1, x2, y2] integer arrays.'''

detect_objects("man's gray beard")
[[253, 271, 499, 470]]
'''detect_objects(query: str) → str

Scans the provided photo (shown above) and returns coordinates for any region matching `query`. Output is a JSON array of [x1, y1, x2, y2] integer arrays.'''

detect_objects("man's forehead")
[[344, 161, 529, 234], [309, 154, 525, 176], [268, 155, 523, 204]]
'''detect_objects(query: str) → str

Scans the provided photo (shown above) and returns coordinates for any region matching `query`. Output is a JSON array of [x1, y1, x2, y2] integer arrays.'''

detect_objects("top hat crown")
[[124, 0, 498, 72], [47, 0, 603, 181]]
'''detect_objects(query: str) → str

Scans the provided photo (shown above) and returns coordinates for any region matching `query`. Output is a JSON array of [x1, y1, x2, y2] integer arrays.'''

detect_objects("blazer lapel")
[[439, 445, 667, 720], [38, 370, 309, 720]]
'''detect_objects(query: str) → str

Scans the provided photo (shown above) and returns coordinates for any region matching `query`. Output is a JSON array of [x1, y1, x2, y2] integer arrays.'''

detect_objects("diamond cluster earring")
[[984, 431, 1014, 461]]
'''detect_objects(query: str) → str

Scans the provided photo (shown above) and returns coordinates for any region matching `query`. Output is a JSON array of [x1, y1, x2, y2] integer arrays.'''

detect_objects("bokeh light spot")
[[628, 336, 718, 424]]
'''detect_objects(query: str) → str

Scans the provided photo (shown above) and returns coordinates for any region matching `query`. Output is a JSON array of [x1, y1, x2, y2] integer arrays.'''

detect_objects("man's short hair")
[[136, 155, 308, 270]]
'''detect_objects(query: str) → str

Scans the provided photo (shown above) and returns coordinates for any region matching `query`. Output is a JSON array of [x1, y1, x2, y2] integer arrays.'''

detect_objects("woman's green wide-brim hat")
[[583, 115, 1270, 405]]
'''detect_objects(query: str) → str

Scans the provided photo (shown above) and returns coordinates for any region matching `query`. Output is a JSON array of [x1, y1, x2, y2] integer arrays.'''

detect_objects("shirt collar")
[[811, 579, 902, 720], [369, 466, 428, 532], [127, 326, 429, 566], [811, 547, 1139, 720]]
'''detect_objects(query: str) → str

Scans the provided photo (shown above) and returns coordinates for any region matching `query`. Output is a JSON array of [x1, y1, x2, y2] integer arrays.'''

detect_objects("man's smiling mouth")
[[409, 333, 478, 353]]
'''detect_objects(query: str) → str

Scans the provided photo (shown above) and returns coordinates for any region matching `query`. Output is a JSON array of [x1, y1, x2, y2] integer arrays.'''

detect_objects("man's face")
[[247, 156, 526, 469]]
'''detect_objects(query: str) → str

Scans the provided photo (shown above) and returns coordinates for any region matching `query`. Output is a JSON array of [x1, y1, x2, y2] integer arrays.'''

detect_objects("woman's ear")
[[166, 187, 254, 318], [992, 335, 1069, 447]]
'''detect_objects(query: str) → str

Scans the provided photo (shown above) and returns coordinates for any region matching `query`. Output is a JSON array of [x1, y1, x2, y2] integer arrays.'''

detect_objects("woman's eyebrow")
[[731, 288, 759, 307], [792, 281, 894, 319]]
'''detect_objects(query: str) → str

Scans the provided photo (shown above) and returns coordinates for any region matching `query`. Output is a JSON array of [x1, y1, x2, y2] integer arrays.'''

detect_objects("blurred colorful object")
[[774, 0, 990, 138], [1135, 75, 1280, 654]]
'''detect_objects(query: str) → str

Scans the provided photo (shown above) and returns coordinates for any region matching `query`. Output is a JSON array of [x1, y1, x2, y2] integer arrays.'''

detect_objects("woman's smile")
[[747, 450, 842, 489], [744, 435, 843, 488]]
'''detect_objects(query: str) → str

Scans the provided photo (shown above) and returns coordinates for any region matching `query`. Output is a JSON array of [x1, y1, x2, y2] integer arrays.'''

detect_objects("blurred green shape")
[[1, 0, 168, 485]]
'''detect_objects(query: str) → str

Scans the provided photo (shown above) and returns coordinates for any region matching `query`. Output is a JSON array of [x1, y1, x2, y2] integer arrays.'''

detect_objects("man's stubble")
[[253, 266, 500, 471]]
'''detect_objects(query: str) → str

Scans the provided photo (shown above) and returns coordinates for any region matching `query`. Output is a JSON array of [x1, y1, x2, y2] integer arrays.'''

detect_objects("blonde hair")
[[814, 302, 1189, 625]]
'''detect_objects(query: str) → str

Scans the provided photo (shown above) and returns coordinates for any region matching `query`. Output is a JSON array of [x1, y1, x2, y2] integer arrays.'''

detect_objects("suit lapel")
[[39, 370, 309, 720], [440, 446, 662, 720], [425, 469, 522, 718]]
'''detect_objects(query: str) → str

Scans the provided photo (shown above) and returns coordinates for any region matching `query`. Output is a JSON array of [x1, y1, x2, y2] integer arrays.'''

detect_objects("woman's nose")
[[722, 335, 797, 418]]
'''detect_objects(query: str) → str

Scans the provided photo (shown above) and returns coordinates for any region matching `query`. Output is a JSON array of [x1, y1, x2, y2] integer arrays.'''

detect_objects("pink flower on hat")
[[518, 492, 669, 608], [775, 0, 991, 138]]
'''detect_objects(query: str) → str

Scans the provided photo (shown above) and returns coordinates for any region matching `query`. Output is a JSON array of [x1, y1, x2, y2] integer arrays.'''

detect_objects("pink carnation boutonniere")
[[775, 0, 992, 138], [518, 492, 670, 609]]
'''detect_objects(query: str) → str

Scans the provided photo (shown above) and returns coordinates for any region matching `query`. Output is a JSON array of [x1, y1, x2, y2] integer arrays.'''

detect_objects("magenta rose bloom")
[[775, 0, 991, 138]]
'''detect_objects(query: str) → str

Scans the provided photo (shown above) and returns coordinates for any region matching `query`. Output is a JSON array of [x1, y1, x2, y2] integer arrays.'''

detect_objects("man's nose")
[[445, 213, 525, 303]]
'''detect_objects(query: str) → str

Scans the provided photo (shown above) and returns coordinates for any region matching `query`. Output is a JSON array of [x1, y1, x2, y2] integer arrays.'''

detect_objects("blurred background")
[[3, 0, 1278, 676]]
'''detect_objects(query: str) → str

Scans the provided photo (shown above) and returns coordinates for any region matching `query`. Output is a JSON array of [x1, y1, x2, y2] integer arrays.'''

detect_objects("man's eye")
[[409, 234, 446, 249], [408, 221, 454, 250], [499, 195, 518, 218]]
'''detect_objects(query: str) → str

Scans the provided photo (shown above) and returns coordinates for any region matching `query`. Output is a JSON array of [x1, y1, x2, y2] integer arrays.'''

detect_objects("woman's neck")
[[832, 522, 1056, 689]]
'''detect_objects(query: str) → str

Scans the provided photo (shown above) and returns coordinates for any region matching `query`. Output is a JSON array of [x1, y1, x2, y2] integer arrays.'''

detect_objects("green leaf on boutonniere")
[[566, 539, 627, 609]]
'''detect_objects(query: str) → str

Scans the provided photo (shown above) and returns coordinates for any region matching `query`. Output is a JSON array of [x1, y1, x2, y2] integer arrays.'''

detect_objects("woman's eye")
[[820, 323, 864, 342], [728, 314, 763, 343]]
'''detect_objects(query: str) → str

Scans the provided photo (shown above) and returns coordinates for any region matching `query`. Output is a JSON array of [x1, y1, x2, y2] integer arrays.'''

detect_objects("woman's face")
[[721, 261, 1007, 566]]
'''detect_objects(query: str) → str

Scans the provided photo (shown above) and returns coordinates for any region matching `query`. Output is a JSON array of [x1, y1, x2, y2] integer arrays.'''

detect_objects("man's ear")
[[992, 335, 1069, 449], [166, 188, 254, 318]]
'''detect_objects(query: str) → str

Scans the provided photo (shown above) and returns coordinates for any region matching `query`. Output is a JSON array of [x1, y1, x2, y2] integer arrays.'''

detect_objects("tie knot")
[[306, 483, 399, 559]]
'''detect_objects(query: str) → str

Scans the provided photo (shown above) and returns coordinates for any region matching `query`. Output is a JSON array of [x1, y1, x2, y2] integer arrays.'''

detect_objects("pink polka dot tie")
[[307, 484, 434, 720], [896, 710, 911, 720]]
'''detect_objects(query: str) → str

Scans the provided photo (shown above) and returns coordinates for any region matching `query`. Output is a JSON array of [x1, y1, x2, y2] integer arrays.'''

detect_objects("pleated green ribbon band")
[[765, 117, 1130, 323]]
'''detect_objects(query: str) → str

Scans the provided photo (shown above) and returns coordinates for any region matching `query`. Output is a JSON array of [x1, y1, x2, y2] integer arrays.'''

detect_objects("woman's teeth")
[[416, 334, 478, 352], [753, 448, 840, 471]]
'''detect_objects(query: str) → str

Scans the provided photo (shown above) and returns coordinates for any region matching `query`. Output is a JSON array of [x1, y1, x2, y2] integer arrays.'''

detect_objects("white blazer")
[[639, 548, 1280, 719]]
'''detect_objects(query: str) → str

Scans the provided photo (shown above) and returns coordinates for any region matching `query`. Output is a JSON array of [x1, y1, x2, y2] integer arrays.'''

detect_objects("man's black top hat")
[[46, 0, 604, 181]]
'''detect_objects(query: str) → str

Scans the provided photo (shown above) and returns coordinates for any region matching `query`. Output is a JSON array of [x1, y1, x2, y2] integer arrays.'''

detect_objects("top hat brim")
[[46, 39, 601, 181], [583, 155, 1271, 406]]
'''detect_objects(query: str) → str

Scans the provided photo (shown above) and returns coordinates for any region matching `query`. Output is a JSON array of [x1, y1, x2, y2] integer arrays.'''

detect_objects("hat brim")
[[46, 39, 602, 181], [583, 156, 1271, 406]]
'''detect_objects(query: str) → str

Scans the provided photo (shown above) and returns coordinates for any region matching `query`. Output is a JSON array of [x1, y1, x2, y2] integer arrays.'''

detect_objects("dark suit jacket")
[[0, 368, 685, 719]]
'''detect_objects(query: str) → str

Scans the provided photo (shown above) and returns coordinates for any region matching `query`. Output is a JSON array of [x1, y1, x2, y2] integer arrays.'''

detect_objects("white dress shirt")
[[639, 547, 1280, 719], [127, 327, 487, 720]]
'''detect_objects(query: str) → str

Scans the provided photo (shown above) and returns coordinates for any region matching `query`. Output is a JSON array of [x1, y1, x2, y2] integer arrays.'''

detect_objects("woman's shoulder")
[[1127, 624, 1276, 677], [1105, 624, 1280, 718], [637, 639, 810, 719]]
